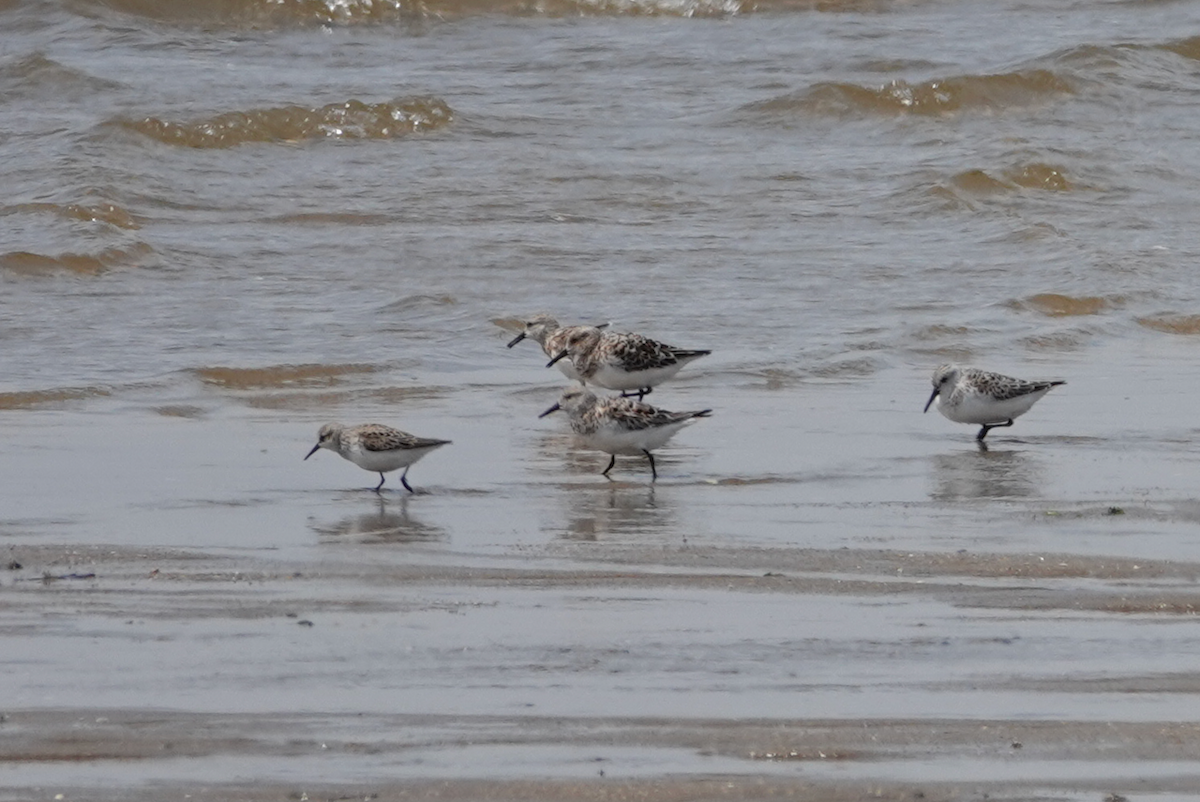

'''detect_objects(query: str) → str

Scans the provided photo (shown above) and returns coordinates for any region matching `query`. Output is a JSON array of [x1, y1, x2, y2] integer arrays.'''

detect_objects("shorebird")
[[546, 327, 710, 400], [506, 315, 608, 383], [305, 422, 450, 492], [539, 386, 711, 480], [924, 364, 1064, 442]]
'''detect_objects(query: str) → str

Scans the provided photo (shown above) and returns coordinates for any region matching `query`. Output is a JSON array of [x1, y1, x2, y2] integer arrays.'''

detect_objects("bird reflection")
[[532, 431, 604, 478], [930, 444, 1041, 501], [311, 495, 445, 544], [561, 483, 673, 541]]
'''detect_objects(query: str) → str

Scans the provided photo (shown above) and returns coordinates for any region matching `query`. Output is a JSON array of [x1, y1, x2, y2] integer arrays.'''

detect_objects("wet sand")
[[6, 498, 1200, 800]]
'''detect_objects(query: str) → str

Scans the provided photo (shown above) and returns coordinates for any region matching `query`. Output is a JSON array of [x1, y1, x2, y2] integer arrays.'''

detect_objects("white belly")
[[938, 390, 1047, 425], [346, 444, 440, 473], [579, 420, 691, 456], [589, 363, 684, 392]]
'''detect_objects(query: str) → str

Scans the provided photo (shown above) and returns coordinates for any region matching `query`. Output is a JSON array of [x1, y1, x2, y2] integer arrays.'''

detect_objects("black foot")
[[601, 455, 616, 476], [644, 449, 657, 481], [400, 468, 414, 493], [976, 419, 1015, 441]]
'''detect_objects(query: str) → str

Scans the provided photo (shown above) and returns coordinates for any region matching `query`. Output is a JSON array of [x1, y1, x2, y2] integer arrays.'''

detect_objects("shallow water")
[[5, 0, 1200, 798]]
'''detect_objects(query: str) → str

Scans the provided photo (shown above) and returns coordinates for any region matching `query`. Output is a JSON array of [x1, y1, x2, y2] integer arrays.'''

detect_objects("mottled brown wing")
[[603, 398, 711, 430], [611, 334, 680, 372], [974, 371, 1065, 401], [358, 425, 448, 451]]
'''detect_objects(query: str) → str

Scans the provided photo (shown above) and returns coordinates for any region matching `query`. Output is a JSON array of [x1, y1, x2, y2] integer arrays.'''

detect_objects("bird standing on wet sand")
[[546, 327, 711, 400], [506, 315, 609, 383], [924, 364, 1065, 442], [305, 422, 451, 492], [539, 386, 711, 480]]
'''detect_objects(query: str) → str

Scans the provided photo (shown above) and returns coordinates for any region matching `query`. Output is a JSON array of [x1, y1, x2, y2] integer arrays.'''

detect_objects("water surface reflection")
[[929, 445, 1042, 501], [560, 484, 673, 542], [311, 496, 446, 544]]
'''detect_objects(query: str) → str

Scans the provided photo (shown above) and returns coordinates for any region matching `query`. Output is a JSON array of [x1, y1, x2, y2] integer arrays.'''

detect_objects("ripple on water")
[[746, 69, 1074, 119], [0, 53, 123, 100], [1019, 330, 1092, 352], [115, 97, 453, 149], [191, 363, 379, 390], [245, 385, 451, 410], [0, 244, 154, 276], [1009, 293, 1115, 317], [0, 386, 112, 410], [70, 0, 760, 23], [188, 363, 455, 410], [1136, 314, 1200, 335], [946, 164, 1075, 197], [2, 202, 143, 230]]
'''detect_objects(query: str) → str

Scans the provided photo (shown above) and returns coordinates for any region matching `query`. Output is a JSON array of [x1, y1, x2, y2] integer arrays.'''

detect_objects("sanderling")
[[506, 315, 609, 382], [546, 328, 710, 400], [305, 422, 451, 492], [539, 386, 711, 480], [924, 364, 1065, 442]]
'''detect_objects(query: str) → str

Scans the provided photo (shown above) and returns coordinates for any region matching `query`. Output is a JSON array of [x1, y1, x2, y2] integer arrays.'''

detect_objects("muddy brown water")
[[5, 0, 1200, 798]]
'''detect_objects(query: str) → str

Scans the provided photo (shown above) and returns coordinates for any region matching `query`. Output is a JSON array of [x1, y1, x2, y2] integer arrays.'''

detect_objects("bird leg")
[[400, 467, 414, 493], [601, 455, 616, 476], [644, 449, 657, 481], [374, 473, 386, 492], [976, 419, 1014, 441]]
